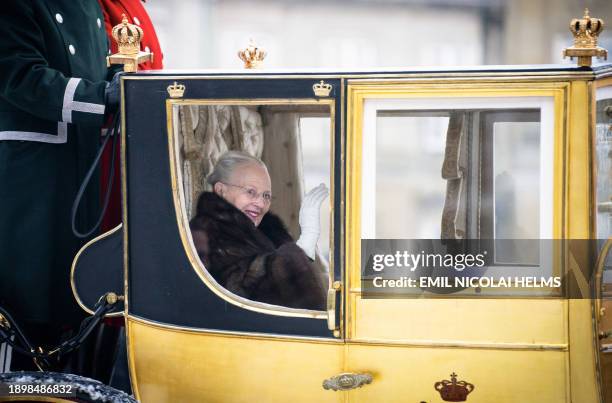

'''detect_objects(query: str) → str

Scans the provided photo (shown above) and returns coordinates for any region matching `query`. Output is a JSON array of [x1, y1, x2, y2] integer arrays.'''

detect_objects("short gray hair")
[[206, 150, 266, 186]]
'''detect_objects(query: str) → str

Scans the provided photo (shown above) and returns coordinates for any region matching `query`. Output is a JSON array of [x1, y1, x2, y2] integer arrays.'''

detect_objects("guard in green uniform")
[[0, 0, 119, 364]]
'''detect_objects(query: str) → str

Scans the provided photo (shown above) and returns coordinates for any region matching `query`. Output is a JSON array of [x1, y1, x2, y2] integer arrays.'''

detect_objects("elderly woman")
[[189, 151, 328, 310]]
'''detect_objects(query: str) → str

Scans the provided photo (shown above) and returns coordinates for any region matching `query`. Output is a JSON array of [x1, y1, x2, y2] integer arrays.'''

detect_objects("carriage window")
[[172, 102, 332, 311], [372, 113, 448, 239], [597, 89, 612, 241], [366, 109, 541, 243], [596, 87, 612, 292], [360, 97, 557, 297]]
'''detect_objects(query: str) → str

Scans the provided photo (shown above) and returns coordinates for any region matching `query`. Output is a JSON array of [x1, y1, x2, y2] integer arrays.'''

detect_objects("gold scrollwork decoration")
[[322, 372, 373, 391]]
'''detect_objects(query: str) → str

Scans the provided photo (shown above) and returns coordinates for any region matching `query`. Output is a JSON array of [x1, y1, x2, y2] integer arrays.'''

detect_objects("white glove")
[[296, 183, 329, 260]]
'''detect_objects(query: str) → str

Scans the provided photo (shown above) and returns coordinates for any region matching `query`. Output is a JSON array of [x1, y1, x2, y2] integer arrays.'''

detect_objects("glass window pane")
[[595, 87, 612, 288], [173, 103, 333, 311], [596, 93, 612, 240], [374, 115, 448, 238], [360, 99, 555, 298], [300, 117, 331, 261], [493, 122, 540, 240]]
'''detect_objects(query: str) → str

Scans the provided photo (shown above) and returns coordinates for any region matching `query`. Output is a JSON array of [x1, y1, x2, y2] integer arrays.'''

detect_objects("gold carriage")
[[70, 11, 612, 403]]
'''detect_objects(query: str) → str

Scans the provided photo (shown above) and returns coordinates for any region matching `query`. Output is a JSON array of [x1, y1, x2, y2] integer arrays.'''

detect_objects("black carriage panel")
[[123, 75, 341, 337]]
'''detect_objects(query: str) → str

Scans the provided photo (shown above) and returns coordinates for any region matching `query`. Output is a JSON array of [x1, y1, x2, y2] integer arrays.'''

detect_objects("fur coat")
[[189, 192, 327, 310]]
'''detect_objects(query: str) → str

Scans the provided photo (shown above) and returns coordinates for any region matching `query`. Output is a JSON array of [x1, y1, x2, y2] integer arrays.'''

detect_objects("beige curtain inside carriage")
[[260, 110, 304, 239], [441, 112, 469, 239]]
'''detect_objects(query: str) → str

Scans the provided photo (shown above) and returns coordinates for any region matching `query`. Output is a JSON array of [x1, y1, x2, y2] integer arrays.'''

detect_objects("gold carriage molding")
[[107, 14, 154, 72], [563, 8, 607, 67], [434, 372, 475, 402]]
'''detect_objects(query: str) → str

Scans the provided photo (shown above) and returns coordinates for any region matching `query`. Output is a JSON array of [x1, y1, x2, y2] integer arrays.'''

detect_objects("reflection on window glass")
[[363, 104, 554, 298], [374, 115, 449, 238], [492, 121, 540, 264], [369, 109, 541, 246], [493, 122, 540, 239]]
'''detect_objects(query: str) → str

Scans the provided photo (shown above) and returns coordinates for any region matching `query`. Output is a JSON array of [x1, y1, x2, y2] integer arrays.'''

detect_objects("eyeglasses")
[[221, 182, 272, 204]]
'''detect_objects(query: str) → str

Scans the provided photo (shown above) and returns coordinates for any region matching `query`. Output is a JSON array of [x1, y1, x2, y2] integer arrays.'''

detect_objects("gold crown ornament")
[[313, 80, 332, 97], [238, 40, 266, 69], [563, 9, 607, 67], [434, 372, 475, 402], [107, 14, 154, 72], [167, 82, 186, 99]]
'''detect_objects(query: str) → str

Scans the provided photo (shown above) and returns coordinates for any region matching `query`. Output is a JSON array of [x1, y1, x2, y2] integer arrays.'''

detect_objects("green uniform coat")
[[0, 0, 113, 326]]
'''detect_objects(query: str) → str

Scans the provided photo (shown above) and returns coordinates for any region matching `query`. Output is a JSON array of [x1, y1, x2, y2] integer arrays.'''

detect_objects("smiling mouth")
[[244, 210, 261, 220]]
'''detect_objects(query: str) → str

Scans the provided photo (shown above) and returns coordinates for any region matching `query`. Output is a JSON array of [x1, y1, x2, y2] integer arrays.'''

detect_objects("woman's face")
[[215, 163, 272, 226]]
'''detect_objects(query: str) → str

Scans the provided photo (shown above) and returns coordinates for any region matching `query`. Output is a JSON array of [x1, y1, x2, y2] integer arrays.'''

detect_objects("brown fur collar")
[[189, 192, 326, 310], [194, 191, 294, 246]]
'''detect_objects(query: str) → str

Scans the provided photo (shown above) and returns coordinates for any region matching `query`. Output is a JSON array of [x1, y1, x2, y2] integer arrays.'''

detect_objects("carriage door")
[[344, 80, 574, 403], [122, 75, 344, 402]]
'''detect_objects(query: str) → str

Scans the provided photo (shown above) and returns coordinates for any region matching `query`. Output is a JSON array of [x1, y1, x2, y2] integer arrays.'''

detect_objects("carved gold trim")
[[124, 314, 566, 350], [165, 98, 336, 319], [70, 224, 124, 317], [119, 68, 611, 82], [126, 314, 343, 344], [563, 82, 597, 402], [346, 337, 568, 351], [594, 77, 612, 89], [338, 77, 346, 340], [119, 76, 140, 399]]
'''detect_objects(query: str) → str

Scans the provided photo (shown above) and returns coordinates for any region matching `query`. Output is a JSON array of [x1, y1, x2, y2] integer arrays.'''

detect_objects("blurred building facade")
[[144, 0, 611, 70]]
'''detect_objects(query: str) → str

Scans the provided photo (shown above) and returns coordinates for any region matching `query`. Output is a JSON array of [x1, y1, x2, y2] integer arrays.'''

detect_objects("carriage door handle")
[[327, 281, 341, 332], [322, 372, 373, 391]]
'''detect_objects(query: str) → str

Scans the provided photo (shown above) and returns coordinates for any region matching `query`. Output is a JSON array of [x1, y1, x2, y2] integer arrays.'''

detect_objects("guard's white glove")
[[296, 183, 329, 260]]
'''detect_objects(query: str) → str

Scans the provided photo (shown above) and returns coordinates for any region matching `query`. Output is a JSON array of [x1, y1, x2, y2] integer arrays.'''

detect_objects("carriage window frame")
[[166, 98, 336, 318], [480, 109, 542, 267], [349, 91, 562, 296]]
